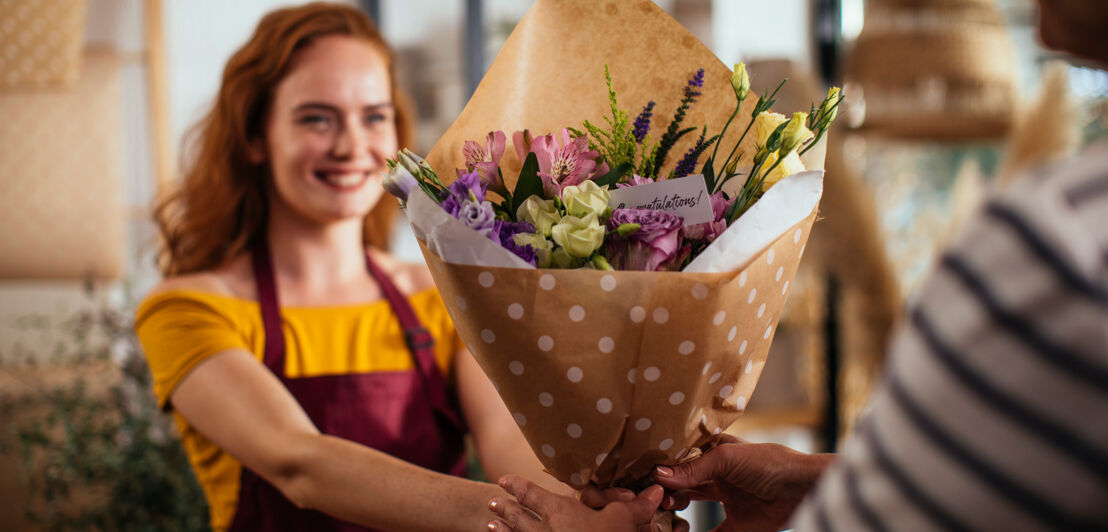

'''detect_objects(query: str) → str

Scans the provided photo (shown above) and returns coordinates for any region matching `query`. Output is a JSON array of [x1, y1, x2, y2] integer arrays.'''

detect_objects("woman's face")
[[259, 35, 398, 225]]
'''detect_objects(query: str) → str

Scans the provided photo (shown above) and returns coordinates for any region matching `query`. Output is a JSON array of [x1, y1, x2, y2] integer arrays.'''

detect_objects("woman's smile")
[[313, 167, 377, 190]]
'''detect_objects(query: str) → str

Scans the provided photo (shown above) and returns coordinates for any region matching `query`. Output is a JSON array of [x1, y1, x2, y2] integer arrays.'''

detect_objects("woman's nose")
[[330, 120, 370, 160]]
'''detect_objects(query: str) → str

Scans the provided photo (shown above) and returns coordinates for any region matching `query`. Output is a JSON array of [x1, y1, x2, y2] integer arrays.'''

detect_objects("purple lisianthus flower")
[[457, 199, 497, 238], [382, 162, 419, 201], [604, 208, 684, 271], [683, 192, 734, 243], [494, 220, 538, 265], [440, 169, 487, 216], [494, 219, 535, 244]]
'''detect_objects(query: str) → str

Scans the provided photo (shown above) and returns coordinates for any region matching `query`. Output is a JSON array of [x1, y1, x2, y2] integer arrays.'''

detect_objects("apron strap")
[[364, 250, 466, 432], [249, 241, 464, 432], [252, 238, 286, 374]]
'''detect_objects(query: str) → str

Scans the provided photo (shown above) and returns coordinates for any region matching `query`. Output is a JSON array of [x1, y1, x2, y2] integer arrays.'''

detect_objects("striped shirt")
[[790, 145, 1108, 531]]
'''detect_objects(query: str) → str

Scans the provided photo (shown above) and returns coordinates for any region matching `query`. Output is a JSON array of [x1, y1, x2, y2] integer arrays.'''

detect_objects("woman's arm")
[[171, 348, 504, 532], [455, 347, 574, 495]]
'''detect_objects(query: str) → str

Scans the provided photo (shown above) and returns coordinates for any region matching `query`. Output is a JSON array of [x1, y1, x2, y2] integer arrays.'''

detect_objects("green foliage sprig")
[[1, 283, 209, 531]]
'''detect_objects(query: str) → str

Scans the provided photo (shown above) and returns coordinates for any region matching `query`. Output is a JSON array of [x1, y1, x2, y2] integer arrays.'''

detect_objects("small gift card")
[[607, 175, 714, 226]]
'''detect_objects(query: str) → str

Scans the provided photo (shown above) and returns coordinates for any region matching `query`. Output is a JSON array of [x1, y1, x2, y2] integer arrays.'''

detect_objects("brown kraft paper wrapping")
[[422, 209, 814, 487]]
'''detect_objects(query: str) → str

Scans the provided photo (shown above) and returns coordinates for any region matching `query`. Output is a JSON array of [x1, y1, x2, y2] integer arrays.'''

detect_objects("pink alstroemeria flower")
[[460, 130, 507, 194], [616, 173, 655, 189], [517, 128, 609, 197]]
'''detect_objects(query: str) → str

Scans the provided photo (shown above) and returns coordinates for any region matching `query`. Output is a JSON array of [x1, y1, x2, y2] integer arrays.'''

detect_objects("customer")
[[488, 0, 1108, 530], [136, 4, 561, 531]]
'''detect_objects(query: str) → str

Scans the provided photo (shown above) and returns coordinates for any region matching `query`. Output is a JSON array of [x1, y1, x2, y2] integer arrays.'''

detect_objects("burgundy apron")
[[228, 241, 468, 531]]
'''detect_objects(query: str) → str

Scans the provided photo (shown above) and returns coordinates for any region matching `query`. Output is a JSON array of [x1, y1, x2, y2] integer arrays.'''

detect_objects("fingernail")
[[655, 466, 673, 477], [498, 477, 509, 488], [488, 499, 500, 511], [618, 489, 635, 502], [488, 522, 499, 531], [665, 495, 675, 507]]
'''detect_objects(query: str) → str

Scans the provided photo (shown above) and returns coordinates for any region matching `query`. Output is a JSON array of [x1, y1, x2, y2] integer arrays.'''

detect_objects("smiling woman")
[[137, 3, 565, 532]]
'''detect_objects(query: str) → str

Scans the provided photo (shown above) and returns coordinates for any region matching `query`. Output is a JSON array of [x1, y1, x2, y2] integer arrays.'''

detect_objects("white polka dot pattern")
[[419, 207, 818, 486], [596, 398, 612, 413]]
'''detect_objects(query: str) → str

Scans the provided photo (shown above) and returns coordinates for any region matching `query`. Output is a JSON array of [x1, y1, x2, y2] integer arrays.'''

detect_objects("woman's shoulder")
[[143, 255, 256, 303], [368, 248, 436, 296]]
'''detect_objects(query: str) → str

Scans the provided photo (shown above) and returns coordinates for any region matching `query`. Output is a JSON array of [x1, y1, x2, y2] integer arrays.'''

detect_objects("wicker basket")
[[0, 0, 88, 89], [846, 0, 1016, 140]]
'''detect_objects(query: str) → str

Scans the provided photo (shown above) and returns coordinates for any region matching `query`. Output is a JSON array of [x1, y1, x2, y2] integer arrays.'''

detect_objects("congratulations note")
[[607, 174, 714, 226]]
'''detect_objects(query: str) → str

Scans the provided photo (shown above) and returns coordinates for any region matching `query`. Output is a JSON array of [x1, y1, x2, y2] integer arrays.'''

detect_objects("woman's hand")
[[488, 475, 667, 532]]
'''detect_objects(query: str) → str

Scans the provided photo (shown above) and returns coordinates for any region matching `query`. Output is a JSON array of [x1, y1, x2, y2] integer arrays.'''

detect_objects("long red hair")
[[154, 2, 411, 276]]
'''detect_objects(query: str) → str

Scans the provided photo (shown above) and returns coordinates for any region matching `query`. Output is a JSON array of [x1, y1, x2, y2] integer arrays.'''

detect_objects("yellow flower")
[[551, 213, 605, 258], [822, 87, 841, 123], [760, 150, 807, 192], [730, 62, 750, 101], [780, 112, 814, 155], [516, 196, 560, 237], [561, 180, 611, 218], [753, 111, 788, 148]]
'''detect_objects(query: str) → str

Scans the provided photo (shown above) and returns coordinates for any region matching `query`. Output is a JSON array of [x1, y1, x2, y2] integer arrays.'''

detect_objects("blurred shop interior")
[[1, 0, 1106, 529]]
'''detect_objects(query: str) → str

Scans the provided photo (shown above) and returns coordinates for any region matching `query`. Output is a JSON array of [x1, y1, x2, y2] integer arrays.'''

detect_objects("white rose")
[[560, 180, 611, 218], [551, 213, 605, 258], [516, 196, 560, 237]]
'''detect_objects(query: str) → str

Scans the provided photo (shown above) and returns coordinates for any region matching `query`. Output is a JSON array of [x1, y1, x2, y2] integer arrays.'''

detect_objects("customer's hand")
[[652, 438, 834, 532], [488, 475, 671, 532]]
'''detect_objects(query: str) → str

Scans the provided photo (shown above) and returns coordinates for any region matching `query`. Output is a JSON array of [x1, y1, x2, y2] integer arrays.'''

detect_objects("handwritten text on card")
[[607, 175, 714, 226]]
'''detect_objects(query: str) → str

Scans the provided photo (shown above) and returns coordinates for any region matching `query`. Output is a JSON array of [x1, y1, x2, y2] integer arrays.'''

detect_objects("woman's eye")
[[298, 114, 333, 129], [365, 113, 388, 125]]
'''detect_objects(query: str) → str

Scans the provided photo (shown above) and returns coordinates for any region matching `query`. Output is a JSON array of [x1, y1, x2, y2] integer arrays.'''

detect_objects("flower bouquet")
[[385, 0, 839, 490]]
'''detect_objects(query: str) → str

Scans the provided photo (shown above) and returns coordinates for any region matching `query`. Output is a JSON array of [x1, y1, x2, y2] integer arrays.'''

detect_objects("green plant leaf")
[[511, 152, 543, 213], [702, 157, 716, 192], [594, 162, 632, 188]]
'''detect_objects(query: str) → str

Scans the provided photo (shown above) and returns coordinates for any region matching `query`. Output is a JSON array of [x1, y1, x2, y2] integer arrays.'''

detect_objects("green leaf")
[[594, 162, 632, 188], [702, 157, 716, 192], [511, 152, 543, 214]]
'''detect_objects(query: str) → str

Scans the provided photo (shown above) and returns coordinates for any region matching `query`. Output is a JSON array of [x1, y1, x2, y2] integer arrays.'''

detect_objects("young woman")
[[136, 4, 561, 531]]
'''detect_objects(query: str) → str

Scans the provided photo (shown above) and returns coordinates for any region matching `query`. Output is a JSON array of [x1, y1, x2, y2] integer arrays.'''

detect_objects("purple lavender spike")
[[673, 145, 699, 178], [684, 68, 705, 101], [632, 101, 655, 143]]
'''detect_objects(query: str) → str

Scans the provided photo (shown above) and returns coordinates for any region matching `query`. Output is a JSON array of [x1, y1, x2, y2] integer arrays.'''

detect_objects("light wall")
[[711, 0, 811, 68]]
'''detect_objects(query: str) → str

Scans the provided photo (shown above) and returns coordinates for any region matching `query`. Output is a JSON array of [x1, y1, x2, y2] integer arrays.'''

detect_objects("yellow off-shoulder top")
[[134, 288, 462, 531]]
